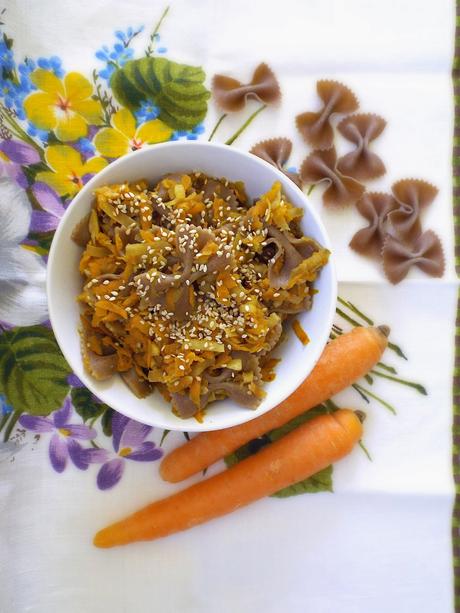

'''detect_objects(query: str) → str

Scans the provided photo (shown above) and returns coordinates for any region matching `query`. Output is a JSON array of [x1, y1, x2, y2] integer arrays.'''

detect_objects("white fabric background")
[[0, 0, 457, 611]]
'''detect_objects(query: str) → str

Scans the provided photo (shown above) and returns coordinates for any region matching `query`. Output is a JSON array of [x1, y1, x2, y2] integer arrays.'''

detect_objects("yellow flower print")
[[37, 145, 107, 197], [94, 108, 172, 158], [24, 70, 103, 142]]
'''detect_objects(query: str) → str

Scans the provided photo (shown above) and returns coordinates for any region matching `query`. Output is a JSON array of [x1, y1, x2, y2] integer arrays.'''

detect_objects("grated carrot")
[[74, 176, 329, 417], [292, 319, 310, 345]]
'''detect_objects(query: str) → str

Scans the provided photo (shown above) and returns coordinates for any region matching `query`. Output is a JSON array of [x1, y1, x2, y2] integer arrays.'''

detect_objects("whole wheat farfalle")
[[300, 147, 365, 207], [212, 63, 281, 112], [382, 230, 445, 284], [349, 192, 398, 257], [388, 179, 438, 242], [337, 113, 386, 181], [296, 80, 359, 150], [250, 138, 301, 187]]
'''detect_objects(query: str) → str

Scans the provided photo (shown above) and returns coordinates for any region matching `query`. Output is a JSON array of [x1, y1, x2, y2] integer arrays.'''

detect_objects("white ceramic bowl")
[[47, 142, 336, 432]]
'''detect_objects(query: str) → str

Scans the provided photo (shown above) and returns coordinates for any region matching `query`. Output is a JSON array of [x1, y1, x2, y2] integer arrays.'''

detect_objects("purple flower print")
[[97, 413, 163, 490], [30, 182, 66, 233], [67, 373, 85, 388], [0, 139, 40, 188], [19, 397, 101, 473], [67, 439, 108, 471]]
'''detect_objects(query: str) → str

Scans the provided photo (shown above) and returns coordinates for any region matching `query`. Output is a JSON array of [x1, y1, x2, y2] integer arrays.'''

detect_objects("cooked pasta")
[[74, 173, 329, 419]]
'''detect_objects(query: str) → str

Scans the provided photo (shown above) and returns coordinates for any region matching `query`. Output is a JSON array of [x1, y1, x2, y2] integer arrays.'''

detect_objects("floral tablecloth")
[[0, 0, 458, 611]]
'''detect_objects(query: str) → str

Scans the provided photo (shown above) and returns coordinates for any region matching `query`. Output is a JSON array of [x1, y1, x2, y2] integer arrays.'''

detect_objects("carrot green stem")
[[323, 399, 339, 412], [208, 113, 227, 141], [90, 440, 101, 449], [337, 297, 374, 326], [335, 307, 362, 328], [336, 306, 407, 361], [160, 429, 170, 445], [225, 104, 267, 146], [370, 370, 427, 395], [352, 383, 370, 404], [359, 440, 372, 461], [3, 411, 21, 442], [353, 383, 397, 415], [330, 327, 342, 340], [364, 374, 373, 385], [387, 341, 408, 361], [376, 361, 397, 375], [307, 185, 315, 196]]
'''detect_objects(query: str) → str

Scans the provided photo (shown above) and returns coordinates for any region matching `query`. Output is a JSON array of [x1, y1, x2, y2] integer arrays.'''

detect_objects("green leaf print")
[[271, 466, 333, 498], [71, 387, 109, 423], [28, 230, 54, 253], [224, 403, 335, 498], [111, 56, 210, 130], [101, 407, 114, 437], [0, 325, 71, 416]]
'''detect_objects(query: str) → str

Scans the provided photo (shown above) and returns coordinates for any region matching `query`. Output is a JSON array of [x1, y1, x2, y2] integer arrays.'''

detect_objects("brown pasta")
[[349, 192, 398, 258], [266, 225, 320, 290], [388, 179, 438, 242], [337, 113, 387, 181], [382, 230, 445, 284], [75, 175, 329, 416], [212, 63, 281, 112], [296, 80, 359, 150], [300, 147, 365, 207], [250, 138, 301, 187]]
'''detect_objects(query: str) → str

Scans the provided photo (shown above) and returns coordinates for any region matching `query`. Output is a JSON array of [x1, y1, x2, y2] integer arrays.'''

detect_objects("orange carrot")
[[94, 409, 363, 548], [161, 325, 389, 483]]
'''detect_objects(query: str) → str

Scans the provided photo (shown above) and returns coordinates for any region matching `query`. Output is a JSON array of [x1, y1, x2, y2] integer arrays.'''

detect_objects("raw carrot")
[[94, 409, 363, 548], [161, 325, 389, 483]]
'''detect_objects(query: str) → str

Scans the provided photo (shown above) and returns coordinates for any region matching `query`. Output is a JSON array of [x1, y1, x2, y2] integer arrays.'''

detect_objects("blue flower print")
[[26, 122, 49, 145], [96, 28, 141, 82], [0, 38, 14, 72], [37, 56, 64, 77], [115, 26, 144, 46], [78, 137, 95, 157], [134, 101, 159, 124], [1, 394, 13, 415]]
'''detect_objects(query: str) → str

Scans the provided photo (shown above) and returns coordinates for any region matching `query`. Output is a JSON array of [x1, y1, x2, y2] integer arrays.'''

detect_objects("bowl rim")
[[47, 141, 337, 431]]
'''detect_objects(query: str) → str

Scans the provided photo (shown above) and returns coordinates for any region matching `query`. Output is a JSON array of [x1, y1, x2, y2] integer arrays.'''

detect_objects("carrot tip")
[[93, 529, 112, 548], [377, 325, 390, 338]]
